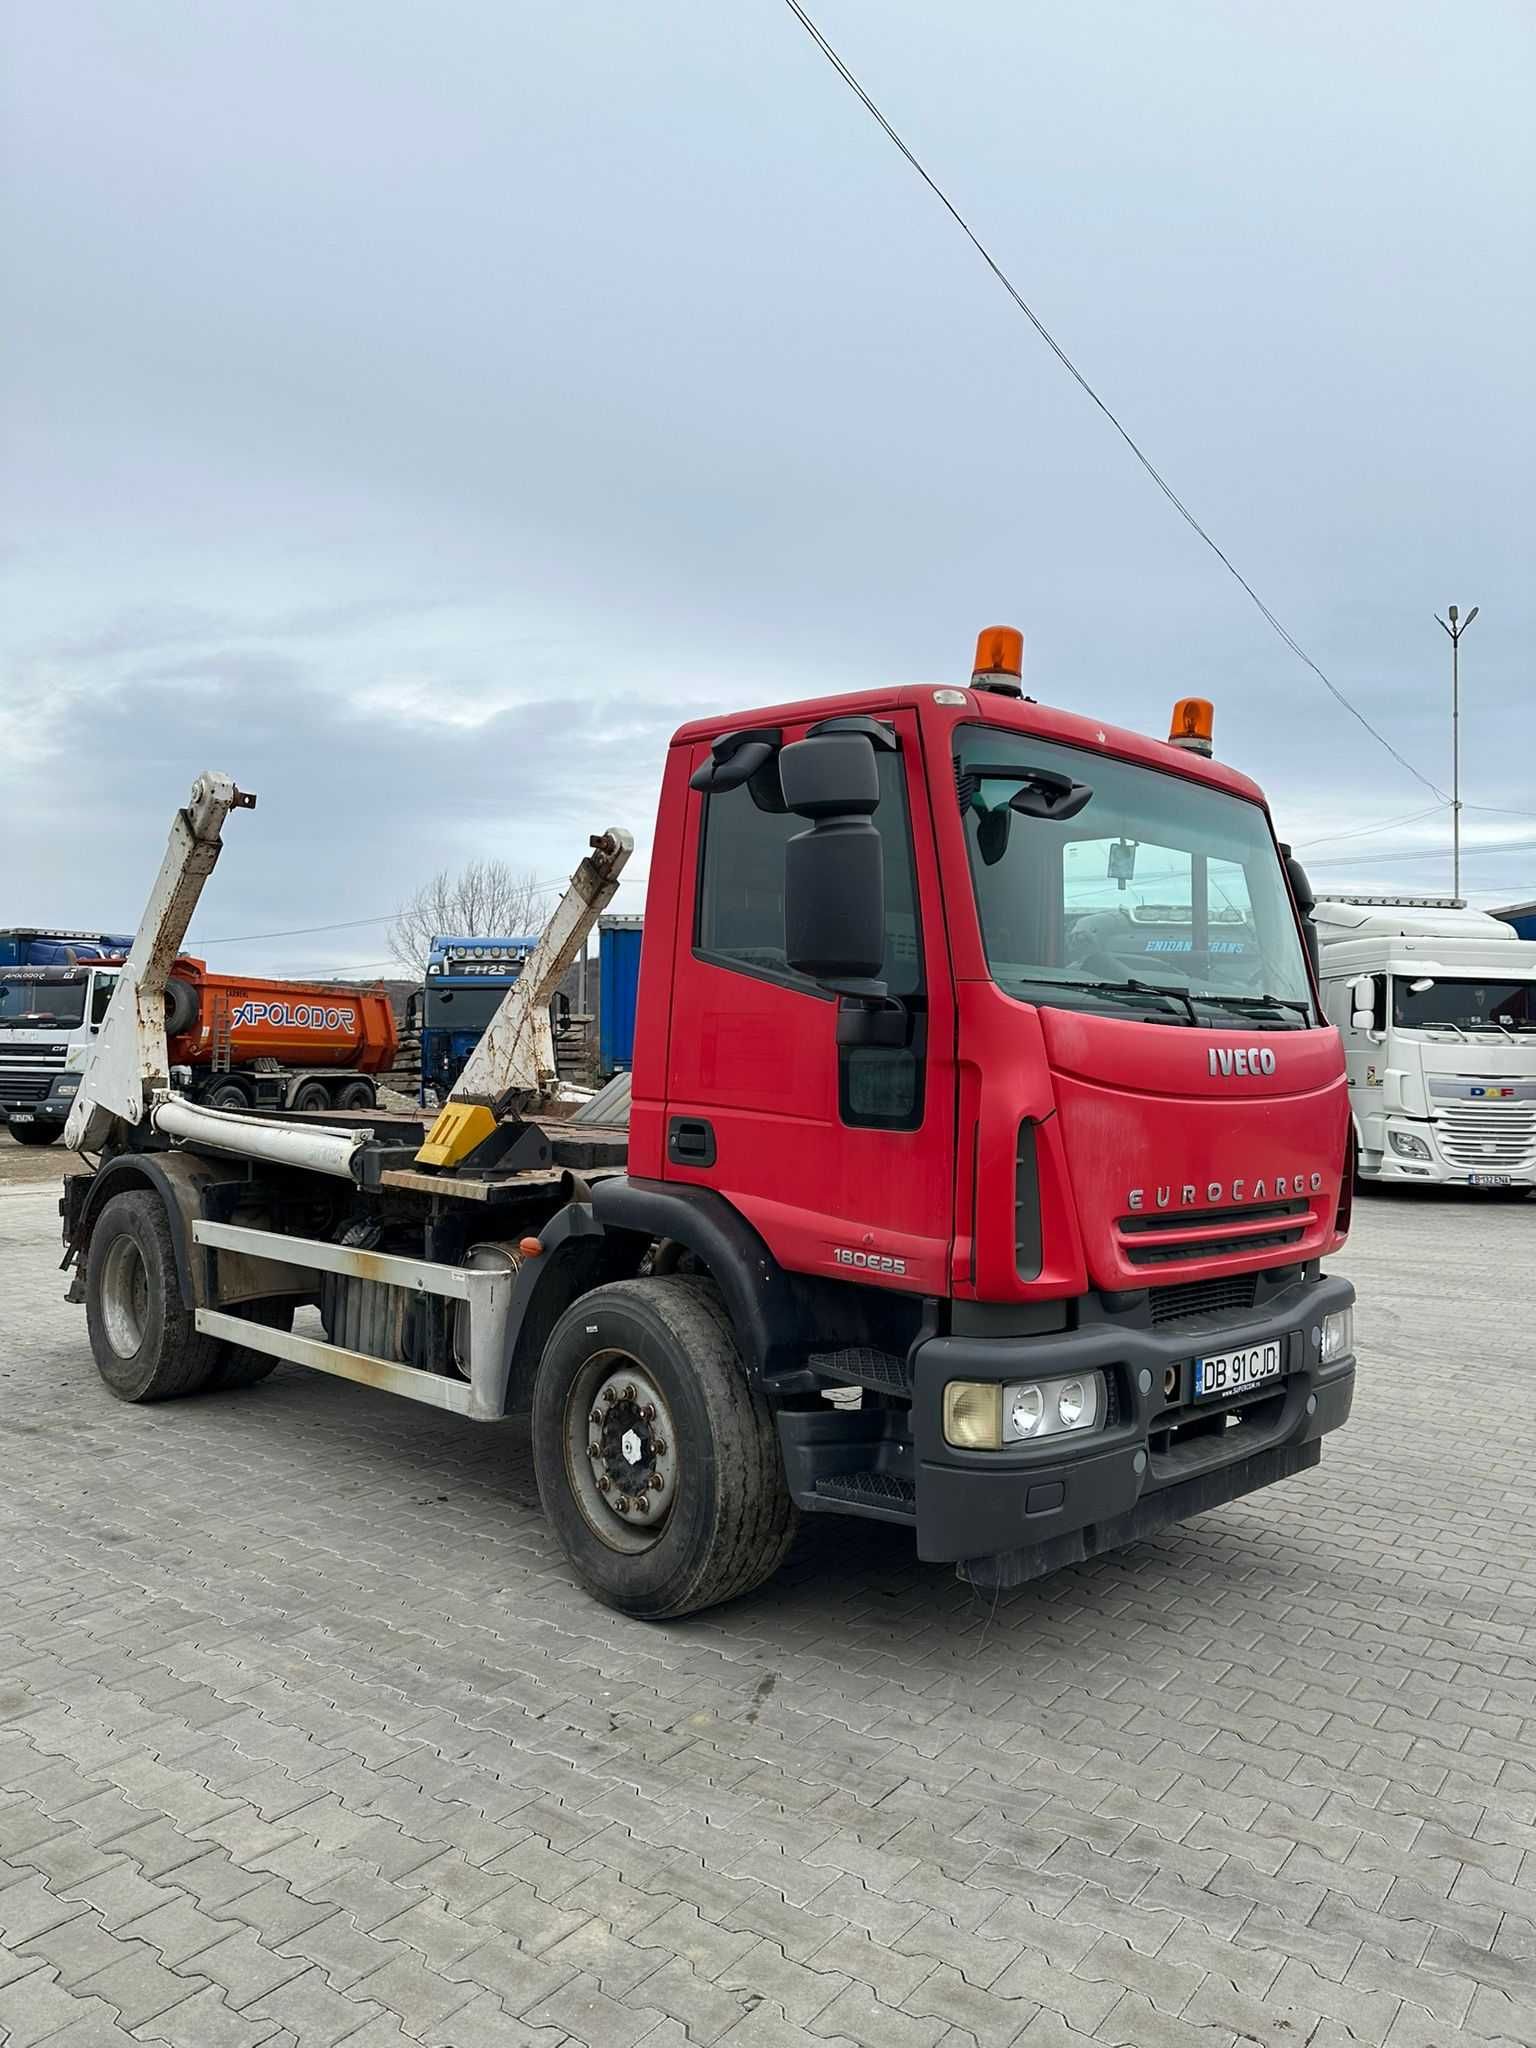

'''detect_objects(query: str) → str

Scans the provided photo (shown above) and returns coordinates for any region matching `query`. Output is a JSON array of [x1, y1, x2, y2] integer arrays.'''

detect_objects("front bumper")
[[2, 1087, 74, 1128], [910, 1269, 1356, 1582], [1364, 1117, 1534, 1188]]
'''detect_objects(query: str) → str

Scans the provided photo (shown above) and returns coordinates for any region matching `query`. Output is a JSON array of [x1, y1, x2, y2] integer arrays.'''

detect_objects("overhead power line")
[[1308, 836, 1536, 870], [1297, 804, 1449, 851], [779, 0, 1448, 801], [193, 912, 396, 945]]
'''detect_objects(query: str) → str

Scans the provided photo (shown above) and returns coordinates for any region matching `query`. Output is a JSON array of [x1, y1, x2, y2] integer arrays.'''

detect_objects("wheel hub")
[[567, 1355, 678, 1551]]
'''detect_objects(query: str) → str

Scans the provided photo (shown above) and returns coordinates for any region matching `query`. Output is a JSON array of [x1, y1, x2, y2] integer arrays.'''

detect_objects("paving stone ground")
[[2, 1177, 1533, 2048]]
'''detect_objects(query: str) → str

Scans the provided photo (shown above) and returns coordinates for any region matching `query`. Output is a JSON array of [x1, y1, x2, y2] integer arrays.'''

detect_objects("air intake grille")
[[1148, 1274, 1259, 1326], [0, 1076, 54, 1103], [1127, 1226, 1306, 1267]]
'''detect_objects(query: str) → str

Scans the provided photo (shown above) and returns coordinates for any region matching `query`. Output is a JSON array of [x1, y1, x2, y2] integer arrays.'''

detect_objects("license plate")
[[1468, 1174, 1510, 1187], [1194, 1341, 1281, 1401], [7, 1112, 34, 1124]]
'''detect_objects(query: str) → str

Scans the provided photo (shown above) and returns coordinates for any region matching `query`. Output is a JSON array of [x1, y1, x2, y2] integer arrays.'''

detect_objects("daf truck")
[[1315, 894, 1536, 1189]]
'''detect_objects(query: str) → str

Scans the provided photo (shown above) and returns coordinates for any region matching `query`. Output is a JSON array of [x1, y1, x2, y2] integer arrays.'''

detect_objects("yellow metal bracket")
[[416, 1101, 498, 1169]]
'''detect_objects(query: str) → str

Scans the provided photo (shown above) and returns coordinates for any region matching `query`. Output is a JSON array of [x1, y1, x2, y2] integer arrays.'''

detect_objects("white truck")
[[1314, 895, 1536, 1191]]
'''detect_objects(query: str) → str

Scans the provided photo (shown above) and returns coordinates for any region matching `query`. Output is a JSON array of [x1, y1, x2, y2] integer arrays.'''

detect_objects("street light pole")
[[1435, 603, 1479, 902]]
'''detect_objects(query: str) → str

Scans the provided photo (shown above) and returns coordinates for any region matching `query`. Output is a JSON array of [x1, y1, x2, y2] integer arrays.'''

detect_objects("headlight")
[[944, 1371, 1105, 1449], [1389, 1129, 1431, 1160], [1321, 1307, 1353, 1364], [53, 1076, 80, 1097]]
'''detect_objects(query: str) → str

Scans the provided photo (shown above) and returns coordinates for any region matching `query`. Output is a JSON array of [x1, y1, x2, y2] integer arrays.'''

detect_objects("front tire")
[[531, 1277, 796, 1620], [85, 1191, 220, 1401], [8, 1124, 59, 1147]]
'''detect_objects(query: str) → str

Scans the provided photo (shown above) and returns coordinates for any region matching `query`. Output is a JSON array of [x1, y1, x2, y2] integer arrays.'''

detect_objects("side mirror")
[[1281, 845, 1319, 978], [1351, 1008, 1374, 1032], [779, 731, 885, 992]]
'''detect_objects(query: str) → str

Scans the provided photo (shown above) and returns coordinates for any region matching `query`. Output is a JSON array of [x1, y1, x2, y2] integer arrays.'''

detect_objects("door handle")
[[667, 1116, 717, 1167]]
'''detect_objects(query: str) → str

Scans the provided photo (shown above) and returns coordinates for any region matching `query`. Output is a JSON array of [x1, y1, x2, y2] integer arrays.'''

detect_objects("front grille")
[[1437, 1103, 1536, 1170], [1148, 1273, 1259, 1326], [1127, 1226, 1306, 1266], [1121, 1198, 1307, 1234], [0, 1076, 54, 1103]]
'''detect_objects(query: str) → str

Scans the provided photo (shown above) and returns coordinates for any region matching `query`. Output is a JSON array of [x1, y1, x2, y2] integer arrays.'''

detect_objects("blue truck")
[[0, 928, 134, 966], [417, 935, 538, 1103], [414, 922, 644, 1104]]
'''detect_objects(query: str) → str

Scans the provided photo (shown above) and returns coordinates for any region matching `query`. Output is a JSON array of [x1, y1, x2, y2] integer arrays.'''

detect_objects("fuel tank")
[[165, 959, 398, 1074]]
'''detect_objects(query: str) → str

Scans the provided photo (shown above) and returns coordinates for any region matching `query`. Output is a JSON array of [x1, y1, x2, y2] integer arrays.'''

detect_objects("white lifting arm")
[[417, 826, 632, 1166], [65, 773, 256, 1153]]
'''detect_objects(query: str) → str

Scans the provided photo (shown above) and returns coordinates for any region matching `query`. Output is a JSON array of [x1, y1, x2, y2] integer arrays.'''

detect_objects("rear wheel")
[[205, 1298, 294, 1389], [531, 1277, 796, 1619], [201, 1077, 252, 1111], [85, 1191, 219, 1401], [8, 1124, 59, 1146], [334, 1079, 375, 1110], [290, 1079, 331, 1112]]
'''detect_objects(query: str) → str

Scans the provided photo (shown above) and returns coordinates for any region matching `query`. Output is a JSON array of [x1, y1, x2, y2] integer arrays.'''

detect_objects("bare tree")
[[389, 860, 551, 975]]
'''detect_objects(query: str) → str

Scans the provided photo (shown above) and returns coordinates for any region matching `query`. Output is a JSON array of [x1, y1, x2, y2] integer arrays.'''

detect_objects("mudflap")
[[957, 1440, 1321, 1591]]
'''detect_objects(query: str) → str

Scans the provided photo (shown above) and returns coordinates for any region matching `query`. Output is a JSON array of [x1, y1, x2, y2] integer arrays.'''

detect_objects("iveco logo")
[[1209, 1045, 1277, 1077]]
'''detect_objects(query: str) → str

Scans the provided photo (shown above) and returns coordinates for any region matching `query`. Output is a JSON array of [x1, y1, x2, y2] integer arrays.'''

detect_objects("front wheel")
[[85, 1190, 220, 1401], [531, 1277, 796, 1619], [8, 1123, 59, 1147]]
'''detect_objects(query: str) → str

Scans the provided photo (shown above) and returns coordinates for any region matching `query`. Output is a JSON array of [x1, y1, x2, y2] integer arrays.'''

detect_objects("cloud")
[[2, 0, 1531, 956]]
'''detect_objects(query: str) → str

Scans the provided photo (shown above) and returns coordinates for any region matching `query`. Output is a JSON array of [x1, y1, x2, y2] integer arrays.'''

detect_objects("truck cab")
[[420, 936, 537, 1103], [1316, 897, 1536, 1188], [0, 964, 118, 1142]]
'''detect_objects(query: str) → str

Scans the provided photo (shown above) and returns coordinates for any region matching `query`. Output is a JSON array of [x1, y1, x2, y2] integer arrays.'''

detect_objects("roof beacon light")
[[1168, 697, 1214, 757], [971, 625, 1025, 698]]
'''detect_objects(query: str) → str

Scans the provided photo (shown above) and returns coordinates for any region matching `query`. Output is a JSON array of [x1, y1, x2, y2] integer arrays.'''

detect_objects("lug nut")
[[651, 1438, 667, 1457], [632, 1495, 650, 1515], [597, 1476, 611, 1493], [649, 1473, 665, 1492], [615, 1495, 631, 1514], [603, 1386, 617, 1404], [587, 1442, 601, 1459], [623, 1383, 636, 1401], [641, 1403, 656, 1422], [589, 1408, 603, 1425]]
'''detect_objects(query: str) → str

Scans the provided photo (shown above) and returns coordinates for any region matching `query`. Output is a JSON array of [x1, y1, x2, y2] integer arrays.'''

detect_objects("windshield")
[[425, 985, 509, 1033], [0, 970, 88, 1028], [1392, 975, 1536, 1034], [956, 729, 1314, 1027]]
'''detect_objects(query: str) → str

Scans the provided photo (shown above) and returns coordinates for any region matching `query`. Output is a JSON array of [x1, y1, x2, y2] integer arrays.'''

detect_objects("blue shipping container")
[[599, 917, 642, 1075]]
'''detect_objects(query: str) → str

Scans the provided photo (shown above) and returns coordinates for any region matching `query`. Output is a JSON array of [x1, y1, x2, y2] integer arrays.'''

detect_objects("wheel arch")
[[66, 1154, 228, 1310], [589, 1176, 815, 1385]]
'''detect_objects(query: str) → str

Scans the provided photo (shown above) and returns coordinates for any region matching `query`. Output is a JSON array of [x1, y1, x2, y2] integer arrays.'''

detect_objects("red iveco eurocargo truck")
[[62, 628, 1356, 1617]]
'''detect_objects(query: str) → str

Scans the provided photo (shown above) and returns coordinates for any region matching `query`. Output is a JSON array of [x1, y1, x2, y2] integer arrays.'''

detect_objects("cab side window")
[[696, 751, 922, 999], [695, 747, 925, 1129]]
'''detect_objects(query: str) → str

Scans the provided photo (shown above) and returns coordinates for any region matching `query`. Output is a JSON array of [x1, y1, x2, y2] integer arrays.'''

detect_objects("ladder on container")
[[209, 988, 233, 1074]]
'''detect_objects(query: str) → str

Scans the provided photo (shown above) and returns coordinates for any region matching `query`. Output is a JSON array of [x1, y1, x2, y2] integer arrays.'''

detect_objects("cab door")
[[663, 710, 954, 1297]]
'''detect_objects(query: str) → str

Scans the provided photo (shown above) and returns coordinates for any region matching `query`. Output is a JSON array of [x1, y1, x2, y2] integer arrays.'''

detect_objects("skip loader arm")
[[64, 774, 256, 1154], [417, 827, 633, 1168]]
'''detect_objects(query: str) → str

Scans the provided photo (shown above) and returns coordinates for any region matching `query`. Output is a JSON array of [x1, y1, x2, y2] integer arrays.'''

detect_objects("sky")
[[3, 0, 1533, 978]]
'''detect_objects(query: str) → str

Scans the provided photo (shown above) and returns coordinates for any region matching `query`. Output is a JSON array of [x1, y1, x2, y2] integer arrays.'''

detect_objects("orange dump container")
[[165, 960, 397, 1074]]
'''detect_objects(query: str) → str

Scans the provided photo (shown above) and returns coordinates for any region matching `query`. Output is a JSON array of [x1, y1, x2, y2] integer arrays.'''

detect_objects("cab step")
[[811, 1470, 916, 1521]]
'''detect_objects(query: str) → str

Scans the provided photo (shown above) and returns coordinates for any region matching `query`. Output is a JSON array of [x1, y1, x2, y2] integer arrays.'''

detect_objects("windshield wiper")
[[1190, 992, 1313, 1025], [1014, 975, 1200, 1025]]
